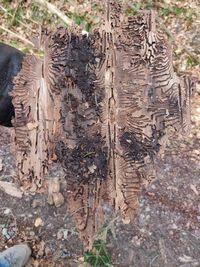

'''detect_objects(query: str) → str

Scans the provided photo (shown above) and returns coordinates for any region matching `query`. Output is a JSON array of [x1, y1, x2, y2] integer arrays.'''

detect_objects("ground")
[[0, 1, 200, 267]]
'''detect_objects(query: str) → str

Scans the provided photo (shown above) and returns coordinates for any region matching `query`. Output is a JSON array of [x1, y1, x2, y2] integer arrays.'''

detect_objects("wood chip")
[[0, 181, 23, 198], [52, 192, 64, 207]]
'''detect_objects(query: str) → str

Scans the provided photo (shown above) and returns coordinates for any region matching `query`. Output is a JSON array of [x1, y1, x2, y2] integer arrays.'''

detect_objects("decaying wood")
[[11, 36, 63, 190], [12, 1, 195, 247]]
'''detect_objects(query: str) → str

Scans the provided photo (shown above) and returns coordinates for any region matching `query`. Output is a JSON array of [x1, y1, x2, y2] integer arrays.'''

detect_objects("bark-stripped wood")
[[11, 34, 64, 190], [12, 1, 195, 246]]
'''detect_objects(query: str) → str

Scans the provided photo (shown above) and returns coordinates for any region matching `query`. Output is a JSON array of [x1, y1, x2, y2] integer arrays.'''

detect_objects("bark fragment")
[[12, 1, 195, 247], [11, 35, 63, 190]]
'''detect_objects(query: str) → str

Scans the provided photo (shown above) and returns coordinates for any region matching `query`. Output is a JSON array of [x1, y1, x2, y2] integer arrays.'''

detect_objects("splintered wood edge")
[[11, 55, 42, 189], [12, 43, 63, 190]]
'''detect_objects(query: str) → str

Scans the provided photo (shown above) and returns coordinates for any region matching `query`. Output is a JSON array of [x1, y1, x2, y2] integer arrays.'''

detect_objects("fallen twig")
[[0, 25, 34, 47]]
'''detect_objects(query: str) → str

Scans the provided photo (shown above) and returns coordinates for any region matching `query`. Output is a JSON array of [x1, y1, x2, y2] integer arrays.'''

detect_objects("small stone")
[[47, 194, 54, 205], [45, 246, 51, 256], [150, 184, 156, 190], [60, 249, 72, 259], [34, 217, 44, 227], [37, 241, 45, 257], [2, 228, 10, 239], [32, 198, 43, 208], [63, 229, 68, 240], [0, 181, 23, 198], [29, 231, 35, 236], [47, 178, 63, 206], [88, 164, 97, 174], [170, 223, 178, 230], [196, 132, 200, 139], [196, 83, 200, 94], [145, 206, 151, 212], [132, 236, 141, 247], [48, 178, 60, 193], [179, 254, 194, 263], [0, 158, 3, 171], [169, 230, 174, 235], [193, 149, 200, 155], [53, 192, 64, 207], [57, 229, 63, 240], [3, 208, 11, 215]]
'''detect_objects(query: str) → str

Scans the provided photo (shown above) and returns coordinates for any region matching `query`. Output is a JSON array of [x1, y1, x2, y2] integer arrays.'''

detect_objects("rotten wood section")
[[11, 36, 63, 191], [11, 1, 195, 246]]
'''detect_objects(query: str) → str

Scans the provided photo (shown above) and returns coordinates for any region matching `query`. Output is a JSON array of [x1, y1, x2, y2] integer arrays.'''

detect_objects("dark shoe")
[[0, 244, 31, 267]]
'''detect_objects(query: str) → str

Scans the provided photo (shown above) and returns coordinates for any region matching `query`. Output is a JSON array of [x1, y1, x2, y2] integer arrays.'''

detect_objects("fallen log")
[[11, 1, 196, 247]]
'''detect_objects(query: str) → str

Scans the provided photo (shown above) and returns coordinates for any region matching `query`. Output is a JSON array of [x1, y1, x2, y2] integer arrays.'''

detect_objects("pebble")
[[47, 178, 65, 207], [57, 229, 63, 240], [193, 149, 200, 155], [0, 158, 3, 171], [3, 208, 11, 215], [29, 231, 35, 236], [32, 198, 44, 208], [196, 132, 200, 139], [60, 249, 72, 259], [34, 217, 44, 227], [2, 228, 10, 239], [53, 192, 65, 207], [48, 178, 60, 193], [131, 236, 141, 247], [45, 246, 52, 256]]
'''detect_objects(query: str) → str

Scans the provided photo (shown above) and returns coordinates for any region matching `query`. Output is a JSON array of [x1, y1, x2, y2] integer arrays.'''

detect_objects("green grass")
[[186, 55, 199, 67], [84, 239, 112, 267], [125, 0, 196, 25], [83, 218, 117, 267]]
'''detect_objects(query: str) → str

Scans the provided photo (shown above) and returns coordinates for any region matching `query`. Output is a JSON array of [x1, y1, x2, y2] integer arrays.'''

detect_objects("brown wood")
[[11, 1, 195, 247]]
